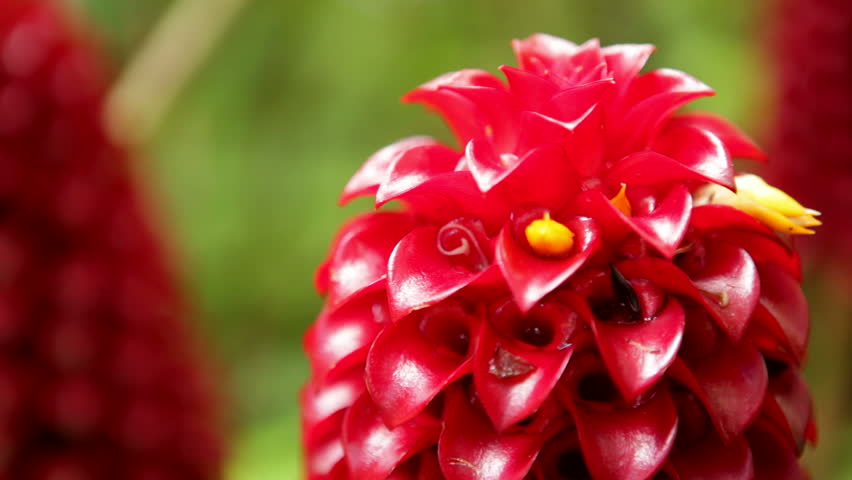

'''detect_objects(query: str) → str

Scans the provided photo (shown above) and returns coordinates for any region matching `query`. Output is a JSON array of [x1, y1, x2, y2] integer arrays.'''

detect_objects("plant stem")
[[106, 0, 252, 146]]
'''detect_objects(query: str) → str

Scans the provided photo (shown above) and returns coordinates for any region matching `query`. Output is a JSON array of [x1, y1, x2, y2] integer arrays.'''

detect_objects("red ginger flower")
[[303, 34, 819, 480], [0, 1, 223, 478], [767, 0, 852, 272]]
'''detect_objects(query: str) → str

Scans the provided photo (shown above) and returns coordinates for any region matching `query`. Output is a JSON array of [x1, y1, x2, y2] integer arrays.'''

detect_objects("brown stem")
[[105, 0, 252, 146]]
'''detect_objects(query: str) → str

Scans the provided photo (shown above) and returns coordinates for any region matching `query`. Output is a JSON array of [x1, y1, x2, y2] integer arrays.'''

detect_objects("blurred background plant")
[[68, 0, 850, 478]]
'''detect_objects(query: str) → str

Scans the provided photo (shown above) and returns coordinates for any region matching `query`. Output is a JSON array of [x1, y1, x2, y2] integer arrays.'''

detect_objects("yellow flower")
[[693, 174, 821, 235], [525, 212, 575, 257]]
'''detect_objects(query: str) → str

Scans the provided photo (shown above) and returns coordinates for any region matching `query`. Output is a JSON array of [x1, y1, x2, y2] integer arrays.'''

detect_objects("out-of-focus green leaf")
[[228, 412, 301, 480]]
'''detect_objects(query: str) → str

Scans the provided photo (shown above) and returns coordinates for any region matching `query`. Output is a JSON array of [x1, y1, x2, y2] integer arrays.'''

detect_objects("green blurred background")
[[67, 0, 851, 478]]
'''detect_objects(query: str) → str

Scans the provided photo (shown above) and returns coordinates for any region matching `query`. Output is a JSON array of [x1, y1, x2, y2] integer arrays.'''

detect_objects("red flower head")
[[0, 1, 223, 478], [304, 34, 819, 480], [768, 0, 852, 275]]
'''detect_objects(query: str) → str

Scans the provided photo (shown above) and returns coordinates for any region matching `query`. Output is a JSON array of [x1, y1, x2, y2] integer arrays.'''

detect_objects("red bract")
[[0, 1, 223, 478], [303, 33, 818, 479]]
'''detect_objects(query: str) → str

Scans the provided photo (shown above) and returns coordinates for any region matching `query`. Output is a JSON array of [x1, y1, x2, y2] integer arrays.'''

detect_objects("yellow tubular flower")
[[693, 174, 821, 235], [610, 183, 632, 217]]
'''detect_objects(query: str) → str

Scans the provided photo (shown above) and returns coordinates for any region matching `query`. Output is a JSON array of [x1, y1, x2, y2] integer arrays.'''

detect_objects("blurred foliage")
[[69, 0, 848, 478]]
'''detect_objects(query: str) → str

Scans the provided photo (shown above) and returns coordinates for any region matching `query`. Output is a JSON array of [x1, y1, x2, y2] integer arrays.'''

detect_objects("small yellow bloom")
[[525, 212, 575, 257], [610, 183, 632, 217], [693, 174, 821, 235]]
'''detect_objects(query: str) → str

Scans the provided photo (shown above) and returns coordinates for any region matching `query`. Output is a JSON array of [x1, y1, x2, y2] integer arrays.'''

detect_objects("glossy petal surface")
[[763, 368, 814, 454], [593, 298, 685, 401], [608, 125, 734, 190], [683, 341, 768, 438], [341, 137, 440, 204], [438, 388, 545, 480], [563, 355, 678, 480], [614, 68, 714, 156], [326, 212, 414, 310], [688, 242, 760, 342], [496, 217, 601, 312], [403, 69, 506, 147], [305, 293, 387, 382], [302, 370, 366, 437], [343, 395, 440, 480], [366, 303, 475, 427], [752, 263, 809, 363], [473, 321, 575, 432], [387, 225, 494, 320], [669, 112, 766, 162], [375, 143, 461, 205], [579, 185, 692, 259]]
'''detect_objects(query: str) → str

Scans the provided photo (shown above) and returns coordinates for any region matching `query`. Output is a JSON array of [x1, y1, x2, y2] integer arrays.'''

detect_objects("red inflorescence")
[[303, 34, 817, 480], [0, 1, 223, 479], [768, 0, 852, 272]]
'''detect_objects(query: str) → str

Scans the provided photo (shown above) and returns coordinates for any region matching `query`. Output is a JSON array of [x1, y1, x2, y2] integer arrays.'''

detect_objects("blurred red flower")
[[0, 1, 224, 478], [768, 0, 852, 276]]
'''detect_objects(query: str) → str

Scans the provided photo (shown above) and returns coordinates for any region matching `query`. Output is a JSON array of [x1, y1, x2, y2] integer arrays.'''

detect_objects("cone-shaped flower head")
[[0, 1, 224, 478], [303, 34, 818, 480], [768, 0, 852, 271]]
